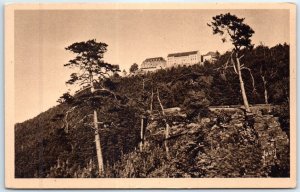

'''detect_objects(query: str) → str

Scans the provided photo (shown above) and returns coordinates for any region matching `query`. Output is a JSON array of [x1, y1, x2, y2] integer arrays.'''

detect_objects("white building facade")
[[140, 57, 167, 72], [167, 51, 202, 67], [201, 51, 218, 63]]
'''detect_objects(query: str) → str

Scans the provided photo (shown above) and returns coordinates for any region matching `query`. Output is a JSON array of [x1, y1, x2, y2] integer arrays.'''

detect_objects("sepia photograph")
[[5, 3, 296, 188]]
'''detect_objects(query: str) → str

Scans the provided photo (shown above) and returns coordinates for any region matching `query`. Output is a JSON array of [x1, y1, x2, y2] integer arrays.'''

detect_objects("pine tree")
[[62, 39, 120, 174], [208, 13, 255, 112]]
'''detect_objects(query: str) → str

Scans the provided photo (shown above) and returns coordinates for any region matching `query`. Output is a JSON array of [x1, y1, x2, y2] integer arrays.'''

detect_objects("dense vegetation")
[[15, 43, 290, 178]]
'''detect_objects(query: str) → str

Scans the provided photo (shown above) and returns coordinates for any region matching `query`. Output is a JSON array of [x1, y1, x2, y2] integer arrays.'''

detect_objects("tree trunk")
[[150, 88, 154, 113], [93, 109, 104, 175], [157, 89, 170, 155], [165, 123, 170, 139], [91, 83, 104, 175], [236, 56, 251, 113], [139, 117, 144, 151], [164, 122, 170, 156], [261, 75, 269, 104]]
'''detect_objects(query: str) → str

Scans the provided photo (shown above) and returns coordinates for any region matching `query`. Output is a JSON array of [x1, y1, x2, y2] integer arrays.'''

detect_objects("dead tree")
[[139, 114, 148, 151], [150, 87, 154, 113], [157, 88, 170, 155], [139, 76, 148, 151]]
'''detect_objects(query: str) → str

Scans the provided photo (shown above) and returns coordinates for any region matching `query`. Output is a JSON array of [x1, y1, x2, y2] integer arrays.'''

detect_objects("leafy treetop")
[[208, 13, 255, 51], [130, 63, 139, 73], [64, 39, 120, 86]]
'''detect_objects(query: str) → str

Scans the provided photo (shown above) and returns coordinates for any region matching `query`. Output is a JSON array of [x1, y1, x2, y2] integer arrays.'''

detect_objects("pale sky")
[[15, 9, 290, 123]]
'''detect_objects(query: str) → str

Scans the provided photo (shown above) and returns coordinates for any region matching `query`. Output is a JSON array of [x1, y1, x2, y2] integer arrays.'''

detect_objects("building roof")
[[203, 51, 218, 57], [167, 51, 198, 57], [143, 57, 166, 62]]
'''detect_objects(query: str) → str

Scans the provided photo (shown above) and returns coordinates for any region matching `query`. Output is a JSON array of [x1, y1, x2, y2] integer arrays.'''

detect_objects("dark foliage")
[[129, 63, 139, 73], [208, 13, 255, 51], [15, 43, 289, 178], [183, 90, 210, 120]]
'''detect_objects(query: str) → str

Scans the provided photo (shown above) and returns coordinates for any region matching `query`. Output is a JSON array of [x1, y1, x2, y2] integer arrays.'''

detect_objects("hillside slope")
[[15, 44, 290, 178], [105, 107, 289, 178]]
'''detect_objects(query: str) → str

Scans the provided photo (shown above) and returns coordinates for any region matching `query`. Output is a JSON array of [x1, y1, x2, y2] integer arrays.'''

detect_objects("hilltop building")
[[167, 51, 202, 67], [139, 50, 219, 74], [140, 57, 167, 72], [201, 51, 218, 63]]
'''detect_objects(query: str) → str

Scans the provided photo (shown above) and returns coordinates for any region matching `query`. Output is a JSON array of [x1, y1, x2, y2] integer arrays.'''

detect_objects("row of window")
[[167, 58, 199, 63], [142, 61, 166, 68], [168, 57, 198, 60]]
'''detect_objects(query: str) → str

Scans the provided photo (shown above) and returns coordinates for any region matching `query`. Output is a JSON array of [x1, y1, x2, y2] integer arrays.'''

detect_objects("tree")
[[57, 92, 74, 104], [183, 90, 210, 120], [129, 63, 139, 74], [241, 43, 289, 104], [63, 39, 120, 175], [268, 44, 290, 103], [156, 87, 171, 156], [247, 43, 273, 104], [208, 13, 255, 112]]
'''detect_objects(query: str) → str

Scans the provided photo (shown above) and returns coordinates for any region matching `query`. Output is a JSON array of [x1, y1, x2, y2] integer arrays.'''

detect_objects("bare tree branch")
[[64, 106, 78, 133], [231, 56, 238, 74], [75, 85, 92, 95], [239, 54, 245, 60], [73, 114, 93, 129], [241, 67, 257, 94], [94, 88, 118, 100], [157, 88, 165, 116]]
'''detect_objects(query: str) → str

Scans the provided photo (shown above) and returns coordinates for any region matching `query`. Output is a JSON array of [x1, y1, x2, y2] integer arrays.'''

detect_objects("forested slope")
[[15, 44, 290, 178]]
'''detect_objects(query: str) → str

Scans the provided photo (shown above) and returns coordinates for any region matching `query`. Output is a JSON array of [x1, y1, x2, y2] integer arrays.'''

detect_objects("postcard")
[[5, 3, 296, 188]]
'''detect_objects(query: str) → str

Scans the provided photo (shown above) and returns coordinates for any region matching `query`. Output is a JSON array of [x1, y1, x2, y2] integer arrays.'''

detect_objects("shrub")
[[182, 90, 210, 120]]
